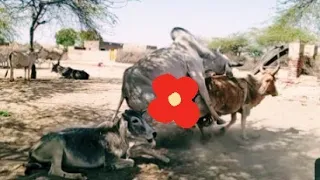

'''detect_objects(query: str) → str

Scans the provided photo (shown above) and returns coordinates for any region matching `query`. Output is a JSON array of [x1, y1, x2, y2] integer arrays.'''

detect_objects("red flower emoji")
[[147, 74, 200, 129]]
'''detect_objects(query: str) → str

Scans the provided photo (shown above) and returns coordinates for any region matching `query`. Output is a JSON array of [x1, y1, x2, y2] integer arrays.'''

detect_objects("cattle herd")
[[2, 27, 281, 179], [0, 46, 90, 81]]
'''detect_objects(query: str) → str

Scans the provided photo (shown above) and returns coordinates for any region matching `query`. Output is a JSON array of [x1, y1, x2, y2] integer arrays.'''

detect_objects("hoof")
[[251, 133, 261, 139], [78, 174, 87, 180], [216, 119, 226, 125], [219, 127, 226, 134], [161, 156, 170, 163], [242, 136, 249, 141], [200, 134, 212, 143]]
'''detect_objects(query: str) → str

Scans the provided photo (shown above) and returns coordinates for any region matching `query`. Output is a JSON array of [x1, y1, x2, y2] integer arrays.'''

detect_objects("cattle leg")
[[27, 66, 31, 81], [186, 64, 226, 125], [241, 107, 250, 140], [24, 67, 27, 81], [219, 113, 237, 135], [197, 123, 205, 138], [48, 143, 86, 179], [9, 66, 14, 82], [129, 145, 170, 163], [110, 95, 124, 122], [111, 158, 134, 170]]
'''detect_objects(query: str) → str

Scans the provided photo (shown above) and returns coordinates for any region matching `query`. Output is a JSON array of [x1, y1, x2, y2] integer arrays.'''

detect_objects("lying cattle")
[[4, 50, 39, 81], [107, 27, 243, 137], [25, 110, 168, 180], [197, 60, 280, 140], [51, 61, 89, 80]]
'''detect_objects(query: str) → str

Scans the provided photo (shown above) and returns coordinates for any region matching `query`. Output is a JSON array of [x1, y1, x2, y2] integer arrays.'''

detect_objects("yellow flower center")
[[168, 92, 181, 107]]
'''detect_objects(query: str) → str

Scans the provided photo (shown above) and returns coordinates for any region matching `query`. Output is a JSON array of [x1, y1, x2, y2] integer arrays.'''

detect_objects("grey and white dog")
[[24, 110, 168, 180]]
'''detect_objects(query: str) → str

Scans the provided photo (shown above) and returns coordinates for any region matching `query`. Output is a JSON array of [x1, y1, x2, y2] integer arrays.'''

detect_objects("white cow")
[[4, 49, 39, 81]]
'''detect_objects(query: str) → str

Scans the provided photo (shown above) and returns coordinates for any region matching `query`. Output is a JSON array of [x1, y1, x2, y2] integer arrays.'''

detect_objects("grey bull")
[[106, 27, 242, 136]]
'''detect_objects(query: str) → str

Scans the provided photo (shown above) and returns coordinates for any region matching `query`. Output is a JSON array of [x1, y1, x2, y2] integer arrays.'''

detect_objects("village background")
[[0, 0, 320, 180]]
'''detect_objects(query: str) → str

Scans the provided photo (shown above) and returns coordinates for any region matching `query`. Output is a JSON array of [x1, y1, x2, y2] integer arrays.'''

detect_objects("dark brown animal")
[[198, 60, 280, 140]]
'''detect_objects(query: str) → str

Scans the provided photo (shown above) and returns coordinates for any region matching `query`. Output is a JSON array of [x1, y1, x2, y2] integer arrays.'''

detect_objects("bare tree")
[[0, 7, 15, 42], [0, 0, 133, 78], [0, 0, 131, 51]]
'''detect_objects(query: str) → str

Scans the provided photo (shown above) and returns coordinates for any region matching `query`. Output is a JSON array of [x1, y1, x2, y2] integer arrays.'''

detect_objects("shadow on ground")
[[0, 103, 170, 180], [0, 77, 318, 180], [1, 102, 169, 180], [153, 121, 317, 180], [0, 78, 122, 104], [7, 119, 318, 180]]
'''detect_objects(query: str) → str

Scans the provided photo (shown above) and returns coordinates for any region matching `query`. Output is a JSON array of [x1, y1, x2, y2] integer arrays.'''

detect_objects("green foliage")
[[0, 8, 14, 42], [276, 0, 320, 33], [209, 34, 249, 55], [0, 37, 5, 44], [79, 30, 103, 41], [246, 45, 264, 58], [0, 110, 10, 117], [256, 23, 317, 46], [55, 28, 78, 48]]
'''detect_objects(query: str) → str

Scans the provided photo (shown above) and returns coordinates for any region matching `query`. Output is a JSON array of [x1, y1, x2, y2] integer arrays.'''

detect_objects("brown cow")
[[198, 60, 280, 140]]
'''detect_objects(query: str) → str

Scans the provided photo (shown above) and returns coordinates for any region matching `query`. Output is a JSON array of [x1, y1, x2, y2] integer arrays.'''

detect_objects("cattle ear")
[[122, 111, 129, 121]]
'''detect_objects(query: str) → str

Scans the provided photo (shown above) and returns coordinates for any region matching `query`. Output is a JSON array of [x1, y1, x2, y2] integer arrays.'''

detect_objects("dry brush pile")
[[115, 49, 154, 64]]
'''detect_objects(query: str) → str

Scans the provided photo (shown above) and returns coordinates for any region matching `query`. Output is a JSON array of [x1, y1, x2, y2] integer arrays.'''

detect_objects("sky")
[[17, 0, 278, 48]]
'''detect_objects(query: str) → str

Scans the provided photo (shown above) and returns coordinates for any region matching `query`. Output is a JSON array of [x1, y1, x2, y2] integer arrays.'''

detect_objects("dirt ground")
[[0, 60, 319, 180]]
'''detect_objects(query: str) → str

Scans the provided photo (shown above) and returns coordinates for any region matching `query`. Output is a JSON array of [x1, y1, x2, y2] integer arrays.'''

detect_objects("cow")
[[24, 110, 168, 180], [0, 46, 10, 68], [197, 59, 281, 140], [104, 27, 243, 138], [4, 49, 40, 81], [51, 61, 90, 80], [0, 53, 8, 68]]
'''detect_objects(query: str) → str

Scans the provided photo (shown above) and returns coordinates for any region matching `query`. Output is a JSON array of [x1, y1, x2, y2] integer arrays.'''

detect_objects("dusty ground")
[[0, 60, 319, 180]]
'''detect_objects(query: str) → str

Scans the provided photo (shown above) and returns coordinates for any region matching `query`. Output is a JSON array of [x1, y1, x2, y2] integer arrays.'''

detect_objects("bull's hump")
[[134, 61, 187, 80]]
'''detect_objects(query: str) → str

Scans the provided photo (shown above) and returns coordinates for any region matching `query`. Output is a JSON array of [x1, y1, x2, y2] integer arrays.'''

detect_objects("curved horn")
[[271, 59, 281, 76], [259, 64, 266, 73]]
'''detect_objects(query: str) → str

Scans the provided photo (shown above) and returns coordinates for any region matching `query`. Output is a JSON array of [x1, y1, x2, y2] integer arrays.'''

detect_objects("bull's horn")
[[259, 65, 266, 73], [271, 59, 281, 76]]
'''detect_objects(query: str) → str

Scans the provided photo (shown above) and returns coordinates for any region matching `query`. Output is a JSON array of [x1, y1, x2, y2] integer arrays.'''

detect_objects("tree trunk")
[[30, 26, 37, 79], [30, 26, 34, 52]]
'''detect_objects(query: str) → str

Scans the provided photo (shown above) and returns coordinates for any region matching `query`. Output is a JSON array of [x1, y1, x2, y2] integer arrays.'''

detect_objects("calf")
[[51, 61, 90, 80], [198, 60, 280, 140], [25, 110, 169, 180], [4, 50, 39, 81]]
